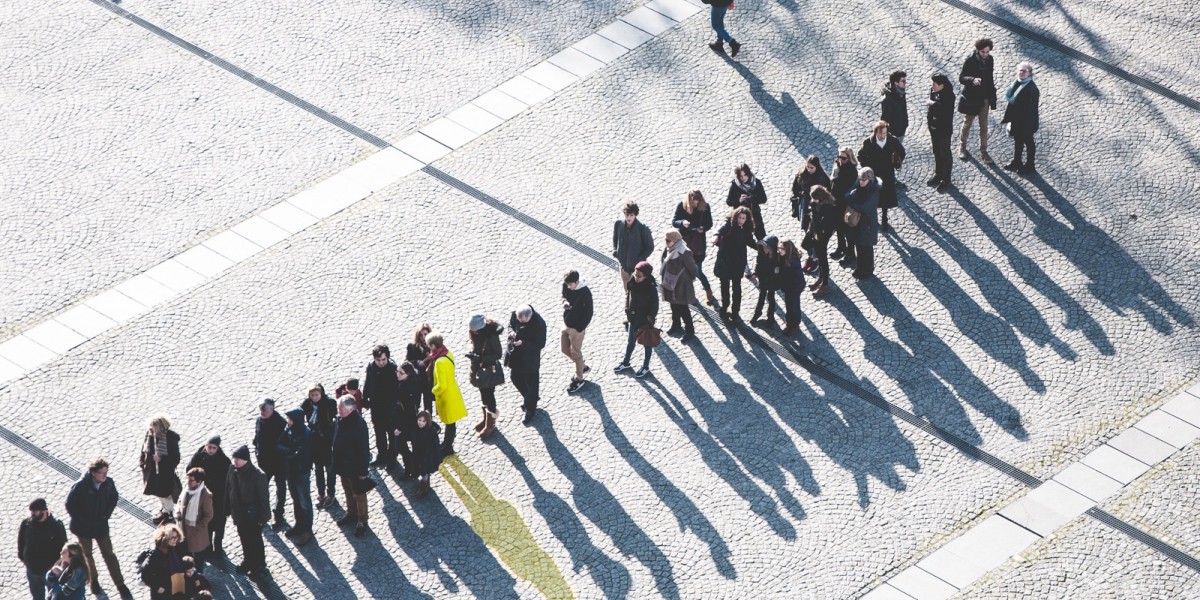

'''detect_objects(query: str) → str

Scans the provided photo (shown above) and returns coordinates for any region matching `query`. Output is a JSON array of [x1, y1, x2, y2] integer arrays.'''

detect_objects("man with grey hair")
[[1001, 61, 1040, 175], [331, 395, 371, 537], [508, 304, 547, 424]]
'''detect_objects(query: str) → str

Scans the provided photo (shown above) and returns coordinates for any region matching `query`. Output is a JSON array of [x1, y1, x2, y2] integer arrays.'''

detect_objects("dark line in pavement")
[[84, 0, 391, 148], [931, 0, 1200, 113], [1087, 507, 1200, 574]]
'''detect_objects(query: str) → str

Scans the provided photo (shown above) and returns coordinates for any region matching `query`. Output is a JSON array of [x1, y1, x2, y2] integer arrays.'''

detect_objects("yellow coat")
[[432, 352, 467, 425]]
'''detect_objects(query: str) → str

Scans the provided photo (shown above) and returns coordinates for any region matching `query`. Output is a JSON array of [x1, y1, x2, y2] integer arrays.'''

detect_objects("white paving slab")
[[83, 289, 147, 325], [0, 356, 23, 384], [114, 274, 178, 309], [259, 201, 320, 235], [497, 75, 556, 106], [573, 33, 630, 63], [620, 6, 678, 35], [861, 583, 916, 600], [999, 481, 1094, 537], [1051, 462, 1125, 502], [547, 47, 607, 78], [446, 103, 506, 136], [597, 20, 655, 49], [21, 319, 88, 355], [947, 515, 1042, 566], [1132, 410, 1200, 448], [524, 61, 580, 92], [1162, 391, 1200, 429], [419, 117, 479, 150], [916, 545, 994, 589], [173, 245, 236, 279], [203, 230, 264, 263], [1081, 444, 1153, 485], [888, 567, 957, 600], [142, 259, 207, 294], [471, 89, 529, 120], [644, 0, 702, 21], [0, 335, 58, 372], [394, 133, 453, 164], [1105, 427, 1178, 465], [230, 215, 291, 250], [53, 304, 118, 339]]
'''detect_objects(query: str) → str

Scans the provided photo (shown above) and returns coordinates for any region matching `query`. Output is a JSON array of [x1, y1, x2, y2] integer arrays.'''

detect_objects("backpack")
[[135, 548, 155, 576]]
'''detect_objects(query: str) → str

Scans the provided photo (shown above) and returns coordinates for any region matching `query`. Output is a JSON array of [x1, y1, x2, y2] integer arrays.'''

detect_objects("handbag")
[[800, 229, 817, 250], [661, 264, 681, 291], [470, 362, 505, 388], [636, 325, 662, 348], [844, 207, 861, 227]]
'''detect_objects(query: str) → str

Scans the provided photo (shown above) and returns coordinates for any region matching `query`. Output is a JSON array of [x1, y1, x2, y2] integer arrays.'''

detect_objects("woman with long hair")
[[807, 185, 841, 298], [142, 415, 181, 525], [778, 239, 807, 336], [830, 147, 858, 263], [46, 542, 88, 600], [712, 206, 760, 323], [726, 163, 768, 240], [672, 190, 716, 307], [466, 315, 504, 438], [426, 332, 466, 457], [661, 230, 698, 343]]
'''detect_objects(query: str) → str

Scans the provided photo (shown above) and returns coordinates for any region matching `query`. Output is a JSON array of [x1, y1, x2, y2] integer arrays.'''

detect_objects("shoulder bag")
[[636, 325, 662, 348], [844, 207, 861, 227]]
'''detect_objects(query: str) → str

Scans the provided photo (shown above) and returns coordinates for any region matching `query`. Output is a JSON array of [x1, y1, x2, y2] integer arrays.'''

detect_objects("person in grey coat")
[[660, 230, 698, 343], [846, 168, 881, 281], [1001, 61, 1041, 175], [612, 200, 654, 300]]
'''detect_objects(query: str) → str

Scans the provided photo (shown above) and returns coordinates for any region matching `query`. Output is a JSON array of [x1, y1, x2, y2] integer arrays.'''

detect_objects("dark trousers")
[[266, 470, 286, 519], [855, 244, 876, 277], [479, 387, 497, 413], [931, 132, 953, 183], [719, 276, 743, 317], [27, 565, 46, 600], [210, 511, 227, 551], [753, 286, 778, 320], [1013, 133, 1036, 166], [78, 535, 126, 590], [669, 303, 694, 334], [695, 257, 712, 293], [394, 431, 415, 474], [622, 324, 653, 369], [784, 293, 802, 328], [371, 411, 393, 462], [286, 473, 313, 534], [314, 462, 335, 498], [814, 242, 830, 288], [511, 370, 541, 412], [235, 520, 265, 570], [442, 423, 457, 453]]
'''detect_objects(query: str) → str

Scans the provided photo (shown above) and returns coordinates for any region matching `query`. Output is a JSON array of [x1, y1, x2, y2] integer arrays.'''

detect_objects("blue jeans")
[[622, 324, 653, 370], [710, 6, 734, 43], [27, 565, 46, 600], [286, 473, 313, 534]]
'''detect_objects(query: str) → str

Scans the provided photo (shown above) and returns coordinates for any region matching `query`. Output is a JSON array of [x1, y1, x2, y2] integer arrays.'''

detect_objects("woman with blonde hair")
[[426, 332, 466, 457], [141, 415, 182, 525], [672, 190, 716, 307], [830, 147, 858, 262], [141, 524, 187, 600]]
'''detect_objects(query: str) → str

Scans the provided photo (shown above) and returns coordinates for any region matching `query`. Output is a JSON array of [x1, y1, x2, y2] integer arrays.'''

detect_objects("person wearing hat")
[[466, 314, 504, 438], [19, 497, 67, 600], [225, 445, 269, 576], [660, 230, 698, 343], [508, 304, 547, 425], [185, 435, 230, 557], [277, 407, 314, 545], [65, 458, 133, 599], [614, 261, 659, 378], [252, 399, 287, 531]]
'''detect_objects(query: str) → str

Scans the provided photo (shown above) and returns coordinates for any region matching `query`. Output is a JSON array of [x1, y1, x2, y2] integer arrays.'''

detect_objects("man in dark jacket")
[[332, 396, 371, 537], [926, 73, 956, 192], [561, 270, 593, 393], [226, 445, 269, 576], [252, 399, 287, 530], [613, 201, 654, 301], [185, 435, 231, 555], [879, 70, 909, 190], [1001, 61, 1041, 175], [19, 497, 67, 600], [614, 261, 660, 379], [958, 37, 997, 163], [363, 344, 401, 468], [65, 458, 132, 599], [701, 0, 741, 57], [508, 304, 548, 424], [278, 408, 314, 546], [857, 121, 906, 231]]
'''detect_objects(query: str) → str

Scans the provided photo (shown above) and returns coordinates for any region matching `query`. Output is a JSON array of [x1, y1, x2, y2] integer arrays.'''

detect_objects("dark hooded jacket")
[[301, 392, 337, 466], [879, 82, 909, 137], [277, 408, 313, 479], [958, 50, 997, 111], [364, 359, 401, 418], [562, 281, 594, 332], [253, 409, 287, 476], [186, 446, 231, 522], [750, 236, 783, 289], [625, 274, 660, 328], [65, 472, 118, 539]]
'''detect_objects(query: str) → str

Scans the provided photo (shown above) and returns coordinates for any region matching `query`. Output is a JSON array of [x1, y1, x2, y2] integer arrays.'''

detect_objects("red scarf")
[[425, 345, 449, 381]]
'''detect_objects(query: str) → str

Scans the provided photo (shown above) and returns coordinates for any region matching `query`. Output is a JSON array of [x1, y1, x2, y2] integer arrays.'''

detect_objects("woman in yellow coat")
[[425, 332, 466, 457]]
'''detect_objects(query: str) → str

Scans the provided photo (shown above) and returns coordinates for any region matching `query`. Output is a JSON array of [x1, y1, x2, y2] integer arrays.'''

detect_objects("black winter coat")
[[672, 202, 713, 260], [301, 395, 337, 466], [1001, 79, 1040, 139], [507, 309, 547, 373], [141, 429, 181, 499], [927, 86, 956, 138], [253, 411, 287, 476], [364, 359, 400, 417], [277, 422, 313, 480], [625, 276, 659, 327], [831, 164, 858, 205], [468, 323, 504, 385], [331, 410, 370, 478], [880, 82, 910, 137], [562, 283, 594, 331], [811, 201, 841, 247], [712, 219, 759, 279], [857, 135, 906, 209], [726, 179, 767, 240], [791, 168, 831, 226], [18, 515, 67, 572], [225, 463, 269, 526], [411, 422, 442, 477], [751, 245, 783, 290], [612, 219, 654, 273], [391, 373, 422, 439], [405, 342, 433, 393], [780, 257, 807, 296], [141, 547, 187, 600], [959, 51, 997, 112], [66, 474, 118, 539], [186, 447, 231, 520]]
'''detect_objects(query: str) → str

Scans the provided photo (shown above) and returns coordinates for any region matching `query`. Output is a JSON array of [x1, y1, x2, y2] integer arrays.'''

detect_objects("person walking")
[[141, 415, 182, 525], [331, 396, 371, 538], [19, 498, 67, 600], [1001, 61, 1040, 175], [426, 332, 466, 457], [673, 190, 716, 307], [614, 262, 659, 378], [879, 70, 910, 189], [561, 270, 593, 394], [406, 325, 435, 413], [278, 408, 314, 546], [702, 0, 741, 56], [174, 469, 213, 569], [660, 230, 698, 343], [225, 445, 268, 576], [926, 73, 956, 192], [779, 239, 806, 335], [612, 201, 654, 302], [44, 542, 88, 600], [846, 167, 882, 281], [392, 362, 423, 479], [958, 38, 997, 163], [301, 385, 337, 508], [726, 164, 767, 240], [807, 185, 840, 299], [712, 206, 759, 323], [252, 399, 287, 531], [857, 120, 905, 232], [467, 315, 505, 438], [184, 436, 230, 557], [364, 345, 401, 469], [65, 458, 132, 599], [508, 305, 547, 424], [140, 523, 187, 600], [748, 235, 783, 327], [830, 148, 859, 264]]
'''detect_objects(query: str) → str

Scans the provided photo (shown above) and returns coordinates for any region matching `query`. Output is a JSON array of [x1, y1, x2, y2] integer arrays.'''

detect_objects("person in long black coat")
[[748, 235, 783, 326], [807, 185, 840, 298], [958, 38, 997, 162], [252, 400, 287, 529], [331, 399, 370, 536], [673, 191, 716, 306], [1001, 61, 1041, 174], [846, 169, 882, 281], [726, 163, 767, 240], [791, 156, 831, 233], [391, 362, 423, 479], [508, 305, 547, 423], [614, 262, 659, 378], [140, 416, 181, 525], [712, 206, 759, 323], [185, 436, 231, 554], [830, 148, 859, 262], [926, 73, 956, 191], [405, 325, 435, 414], [857, 121, 905, 231], [467, 316, 504, 438], [363, 345, 401, 468], [300, 385, 337, 507]]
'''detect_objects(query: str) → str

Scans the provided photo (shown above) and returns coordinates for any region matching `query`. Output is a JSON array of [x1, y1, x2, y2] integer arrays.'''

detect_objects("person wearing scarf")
[[141, 415, 181, 525], [174, 468, 214, 569], [661, 231, 699, 343], [1001, 61, 1041, 174], [726, 163, 768, 240]]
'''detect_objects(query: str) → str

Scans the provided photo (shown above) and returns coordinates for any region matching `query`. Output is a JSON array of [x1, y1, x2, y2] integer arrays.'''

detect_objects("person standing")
[[140, 524, 188, 600], [19, 498, 67, 600], [45, 543, 88, 600], [174, 469, 213, 569], [712, 206, 759, 323], [778, 239, 806, 335], [406, 325, 435, 414], [252, 399, 287, 531], [364, 345, 401, 469], [508, 305, 548, 424], [857, 121, 905, 232], [879, 71, 909, 189], [614, 262, 659, 378], [660, 230, 698, 343], [301, 385, 337, 508], [226, 445, 268, 576], [673, 191, 716, 307], [926, 73, 956, 192], [791, 156, 831, 236], [65, 458, 132, 599], [1001, 61, 1040, 175], [726, 164, 767, 240], [846, 168, 882, 281], [426, 332, 466, 457], [185, 436, 230, 556], [278, 408, 314, 546], [141, 415, 182, 525], [392, 362, 424, 479], [410, 411, 442, 499], [331, 396, 371, 537], [467, 315, 505, 438], [702, 0, 741, 57], [748, 235, 783, 327], [830, 148, 859, 263], [958, 38, 997, 163], [561, 270, 593, 394], [807, 185, 840, 299], [612, 201, 654, 300]]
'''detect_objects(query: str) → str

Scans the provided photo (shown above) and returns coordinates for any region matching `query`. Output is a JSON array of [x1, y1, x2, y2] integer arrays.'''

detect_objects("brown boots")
[[478, 410, 498, 438]]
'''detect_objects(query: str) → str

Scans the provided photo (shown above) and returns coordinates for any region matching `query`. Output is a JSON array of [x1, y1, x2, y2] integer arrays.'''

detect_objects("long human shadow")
[[727, 59, 840, 157], [493, 432, 633, 600], [533, 410, 683, 599], [263, 524, 390, 599]]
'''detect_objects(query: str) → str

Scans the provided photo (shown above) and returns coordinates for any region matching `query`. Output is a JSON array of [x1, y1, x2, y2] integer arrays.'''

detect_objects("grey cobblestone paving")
[[1100, 440, 1200, 559]]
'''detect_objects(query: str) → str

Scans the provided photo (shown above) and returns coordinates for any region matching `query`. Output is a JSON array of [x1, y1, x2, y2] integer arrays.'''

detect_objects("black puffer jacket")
[[66, 473, 118, 539], [253, 411, 286, 476], [562, 282, 594, 332], [186, 447, 231, 518], [712, 219, 759, 279], [879, 82, 909, 137], [625, 275, 660, 327], [507, 308, 547, 373]]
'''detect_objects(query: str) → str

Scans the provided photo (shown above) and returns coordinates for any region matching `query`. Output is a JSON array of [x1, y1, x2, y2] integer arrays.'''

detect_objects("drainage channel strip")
[[423, 166, 1200, 575]]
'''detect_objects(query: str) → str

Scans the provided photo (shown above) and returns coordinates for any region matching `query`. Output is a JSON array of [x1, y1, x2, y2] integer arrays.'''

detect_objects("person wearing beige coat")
[[175, 468, 214, 559], [661, 231, 699, 343]]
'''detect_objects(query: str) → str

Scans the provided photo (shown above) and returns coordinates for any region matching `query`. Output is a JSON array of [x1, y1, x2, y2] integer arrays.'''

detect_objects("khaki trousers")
[[959, 103, 990, 152], [78, 535, 126, 589], [560, 327, 587, 380], [340, 475, 368, 523]]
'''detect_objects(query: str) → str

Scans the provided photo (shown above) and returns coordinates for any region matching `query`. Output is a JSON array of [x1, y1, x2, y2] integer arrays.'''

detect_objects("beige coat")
[[660, 245, 698, 305], [176, 486, 213, 553]]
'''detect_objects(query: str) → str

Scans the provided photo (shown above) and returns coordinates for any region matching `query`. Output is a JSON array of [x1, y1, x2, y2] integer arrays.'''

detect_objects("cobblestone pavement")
[[2, 0, 1200, 597], [1101, 440, 1200, 558]]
